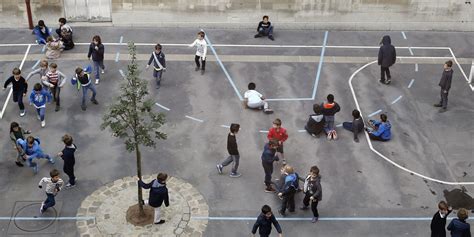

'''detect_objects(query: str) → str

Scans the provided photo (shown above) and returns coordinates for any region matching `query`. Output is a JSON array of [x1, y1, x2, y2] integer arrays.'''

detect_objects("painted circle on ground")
[[14, 203, 57, 232]]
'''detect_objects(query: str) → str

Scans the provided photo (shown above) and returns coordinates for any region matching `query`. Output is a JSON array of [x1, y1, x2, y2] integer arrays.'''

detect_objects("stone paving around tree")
[[76, 175, 209, 237]]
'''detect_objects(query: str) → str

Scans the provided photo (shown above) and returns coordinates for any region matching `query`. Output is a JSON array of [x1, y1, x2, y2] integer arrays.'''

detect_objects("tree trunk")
[[135, 143, 145, 217]]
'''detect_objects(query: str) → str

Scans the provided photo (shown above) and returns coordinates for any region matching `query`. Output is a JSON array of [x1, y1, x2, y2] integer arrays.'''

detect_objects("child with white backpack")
[[146, 44, 166, 89]]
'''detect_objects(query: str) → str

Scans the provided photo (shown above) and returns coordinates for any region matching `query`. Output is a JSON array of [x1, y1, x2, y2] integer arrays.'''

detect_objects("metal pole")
[[25, 0, 34, 29]]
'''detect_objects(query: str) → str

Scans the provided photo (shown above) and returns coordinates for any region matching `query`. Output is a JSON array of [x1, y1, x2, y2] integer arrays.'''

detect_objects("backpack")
[[327, 130, 338, 140], [285, 173, 299, 192]]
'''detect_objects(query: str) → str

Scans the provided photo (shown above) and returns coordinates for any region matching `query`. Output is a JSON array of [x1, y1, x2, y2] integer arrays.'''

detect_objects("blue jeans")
[[153, 70, 163, 88], [81, 83, 97, 106], [220, 155, 240, 174], [26, 153, 51, 172], [324, 115, 335, 133], [342, 122, 353, 131], [258, 25, 274, 36], [36, 107, 45, 121], [42, 193, 56, 211], [93, 60, 105, 80]]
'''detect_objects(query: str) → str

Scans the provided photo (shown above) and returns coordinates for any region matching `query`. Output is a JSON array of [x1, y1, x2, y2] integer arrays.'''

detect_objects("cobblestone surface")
[[76, 175, 209, 237]]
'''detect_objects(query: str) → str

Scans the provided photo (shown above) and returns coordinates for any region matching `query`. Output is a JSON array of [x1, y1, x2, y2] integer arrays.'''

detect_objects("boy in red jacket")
[[267, 118, 288, 164]]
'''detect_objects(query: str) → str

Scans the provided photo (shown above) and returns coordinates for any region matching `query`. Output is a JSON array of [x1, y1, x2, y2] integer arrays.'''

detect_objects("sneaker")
[[254, 34, 261, 38], [95, 79, 99, 85], [278, 210, 286, 216], [81, 105, 87, 111], [40, 203, 45, 214], [37, 115, 41, 121], [35, 40, 39, 44], [91, 98, 99, 105], [433, 103, 442, 107], [101, 69, 105, 74], [263, 109, 274, 114], [379, 79, 385, 84], [439, 108, 447, 113], [48, 156, 55, 164], [201, 69, 205, 75], [282, 159, 287, 165], [264, 187, 276, 193], [268, 35, 275, 41], [195, 67, 200, 71], [41, 120, 46, 128], [216, 164, 223, 174], [300, 205, 309, 210], [154, 220, 165, 224], [55, 105, 60, 112], [229, 172, 241, 178], [65, 183, 76, 188], [20, 110, 25, 117], [312, 217, 319, 223], [15, 161, 24, 167]]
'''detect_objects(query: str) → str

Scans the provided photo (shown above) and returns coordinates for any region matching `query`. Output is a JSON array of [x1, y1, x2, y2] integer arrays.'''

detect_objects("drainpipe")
[[25, 0, 34, 29]]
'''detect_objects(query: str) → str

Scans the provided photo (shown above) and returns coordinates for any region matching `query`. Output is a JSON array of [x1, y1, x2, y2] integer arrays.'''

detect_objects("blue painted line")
[[41, 45, 46, 53], [336, 123, 343, 127], [119, 69, 125, 78], [115, 52, 120, 62], [220, 125, 230, 128], [185, 115, 204, 123], [408, 79, 415, 88], [191, 216, 468, 221], [259, 130, 269, 133], [298, 129, 306, 133], [311, 31, 329, 99], [368, 109, 382, 117], [415, 63, 419, 72], [391, 95, 403, 105], [266, 97, 313, 101], [204, 31, 244, 101], [401, 31, 407, 40], [31, 59, 41, 69], [0, 216, 95, 221], [154, 102, 170, 111], [119, 36, 123, 44], [408, 47, 414, 56]]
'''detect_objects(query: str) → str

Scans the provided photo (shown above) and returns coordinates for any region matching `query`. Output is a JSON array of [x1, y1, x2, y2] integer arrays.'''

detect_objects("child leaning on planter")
[[138, 173, 170, 225]]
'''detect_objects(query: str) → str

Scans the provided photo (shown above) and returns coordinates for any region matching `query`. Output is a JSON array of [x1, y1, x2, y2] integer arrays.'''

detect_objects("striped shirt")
[[46, 71, 59, 84]]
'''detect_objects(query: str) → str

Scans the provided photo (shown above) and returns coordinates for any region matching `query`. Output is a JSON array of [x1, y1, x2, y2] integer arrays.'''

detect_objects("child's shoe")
[[20, 110, 26, 117], [263, 109, 274, 114], [91, 98, 99, 105], [268, 35, 275, 41], [33, 165, 39, 174], [95, 79, 99, 85], [55, 105, 60, 112], [216, 164, 223, 174], [40, 203, 45, 214], [41, 120, 46, 128], [229, 172, 241, 178], [101, 69, 105, 74], [312, 217, 319, 223]]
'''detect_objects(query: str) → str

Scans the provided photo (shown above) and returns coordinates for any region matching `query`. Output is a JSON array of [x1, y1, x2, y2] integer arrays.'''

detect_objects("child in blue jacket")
[[33, 20, 51, 45], [17, 136, 54, 174], [366, 113, 391, 141], [29, 83, 52, 128]]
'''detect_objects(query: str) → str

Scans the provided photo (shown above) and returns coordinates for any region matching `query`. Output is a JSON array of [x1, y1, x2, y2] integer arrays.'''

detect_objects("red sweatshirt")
[[268, 127, 288, 143]]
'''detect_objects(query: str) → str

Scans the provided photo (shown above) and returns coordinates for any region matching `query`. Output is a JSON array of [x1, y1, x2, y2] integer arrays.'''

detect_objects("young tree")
[[101, 42, 167, 216]]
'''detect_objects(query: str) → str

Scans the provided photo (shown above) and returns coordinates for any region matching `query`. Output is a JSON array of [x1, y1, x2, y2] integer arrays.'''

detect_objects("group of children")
[[431, 201, 471, 237]]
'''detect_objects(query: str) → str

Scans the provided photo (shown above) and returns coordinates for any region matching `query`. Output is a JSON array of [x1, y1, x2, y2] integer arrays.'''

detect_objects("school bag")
[[71, 65, 92, 91], [152, 52, 165, 71]]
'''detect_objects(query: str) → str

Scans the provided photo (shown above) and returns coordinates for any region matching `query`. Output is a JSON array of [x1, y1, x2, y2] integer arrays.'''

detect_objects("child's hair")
[[269, 138, 279, 147], [49, 63, 57, 69], [248, 82, 256, 90], [261, 205, 272, 214], [12, 68, 21, 75], [263, 15, 269, 20], [10, 122, 20, 133], [38, 20, 45, 27], [457, 208, 469, 221], [352, 109, 361, 119], [310, 165, 320, 176], [438, 201, 448, 210], [26, 136, 35, 144], [34, 83, 43, 91], [380, 113, 388, 122], [46, 36, 54, 42], [155, 44, 162, 50], [197, 31, 205, 38], [62, 134, 73, 146], [40, 60, 48, 68], [327, 94, 335, 103], [445, 60, 453, 68], [93, 35, 102, 44], [284, 165, 294, 174], [313, 104, 322, 114], [50, 169, 60, 178], [273, 118, 282, 126], [58, 17, 67, 24], [230, 123, 240, 133], [75, 67, 83, 75], [157, 173, 168, 183]]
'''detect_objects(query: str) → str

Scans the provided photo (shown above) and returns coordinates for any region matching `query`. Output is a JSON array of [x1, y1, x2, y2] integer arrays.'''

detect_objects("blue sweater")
[[261, 143, 278, 163], [447, 219, 471, 237], [29, 89, 52, 108], [371, 120, 392, 140], [17, 139, 46, 161]]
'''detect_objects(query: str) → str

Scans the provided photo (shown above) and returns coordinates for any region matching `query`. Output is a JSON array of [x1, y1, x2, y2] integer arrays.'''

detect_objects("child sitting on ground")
[[305, 104, 325, 137], [45, 36, 63, 59], [243, 82, 273, 114], [366, 113, 391, 141]]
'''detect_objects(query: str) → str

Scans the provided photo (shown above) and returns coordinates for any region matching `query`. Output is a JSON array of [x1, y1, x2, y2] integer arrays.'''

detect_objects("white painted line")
[[119, 36, 124, 44], [408, 79, 415, 89], [191, 216, 472, 221], [115, 52, 120, 62], [41, 45, 46, 53], [390, 95, 403, 105], [220, 125, 230, 128], [368, 109, 382, 118], [0, 216, 95, 221], [265, 97, 313, 101], [312, 31, 329, 99], [31, 59, 40, 69], [298, 129, 306, 133], [118, 69, 126, 78], [415, 63, 418, 72], [185, 115, 204, 123], [154, 102, 170, 111], [447, 48, 470, 84], [259, 130, 269, 133], [336, 123, 343, 128], [468, 60, 473, 84], [401, 31, 407, 40], [348, 60, 474, 185], [0, 43, 32, 47], [408, 47, 414, 56], [397, 56, 452, 59], [0, 45, 31, 119]]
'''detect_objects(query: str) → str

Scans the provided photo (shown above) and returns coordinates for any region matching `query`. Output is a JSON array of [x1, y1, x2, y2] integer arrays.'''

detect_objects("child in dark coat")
[[343, 109, 364, 143], [277, 165, 299, 216], [146, 43, 166, 89], [447, 208, 471, 237], [300, 165, 322, 223], [3, 68, 28, 117], [87, 35, 105, 85], [251, 205, 282, 237], [138, 173, 170, 224], [430, 201, 452, 237], [261, 139, 280, 193], [378, 35, 396, 84], [58, 134, 76, 188], [305, 104, 325, 137], [9, 122, 31, 167]]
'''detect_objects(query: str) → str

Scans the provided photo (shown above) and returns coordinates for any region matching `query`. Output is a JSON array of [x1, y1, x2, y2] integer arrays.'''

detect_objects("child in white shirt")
[[243, 82, 273, 114], [38, 169, 64, 214], [189, 31, 207, 75]]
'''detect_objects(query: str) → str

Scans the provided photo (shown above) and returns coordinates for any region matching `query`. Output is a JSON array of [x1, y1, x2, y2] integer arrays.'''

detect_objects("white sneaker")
[[20, 111, 25, 117], [37, 115, 41, 121], [101, 70, 105, 74], [95, 79, 99, 85], [41, 120, 46, 128], [65, 183, 76, 188]]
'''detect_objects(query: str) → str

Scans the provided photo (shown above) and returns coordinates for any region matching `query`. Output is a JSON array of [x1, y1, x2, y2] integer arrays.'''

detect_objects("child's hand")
[[23, 93, 26, 97], [278, 193, 282, 197], [95, 46, 99, 50], [310, 196, 314, 200], [448, 206, 453, 211], [57, 152, 63, 157]]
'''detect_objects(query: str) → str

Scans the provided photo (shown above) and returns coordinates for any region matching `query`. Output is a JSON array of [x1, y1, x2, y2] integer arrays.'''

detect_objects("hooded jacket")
[[306, 113, 325, 135], [304, 175, 322, 201], [438, 69, 453, 91], [321, 102, 341, 116], [378, 35, 397, 67], [29, 89, 52, 108], [447, 218, 471, 237], [17, 138, 45, 161], [261, 143, 278, 163], [138, 179, 170, 208], [371, 120, 392, 140], [88, 43, 105, 61]]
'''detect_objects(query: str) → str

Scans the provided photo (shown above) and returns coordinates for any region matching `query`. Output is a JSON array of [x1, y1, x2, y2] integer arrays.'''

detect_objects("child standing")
[[216, 123, 241, 178], [261, 139, 280, 193], [300, 165, 322, 223], [138, 173, 170, 224], [434, 60, 453, 113], [72, 67, 98, 111], [378, 35, 396, 84], [29, 83, 52, 128], [26, 59, 48, 82], [33, 20, 50, 45], [17, 136, 54, 174], [87, 35, 105, 85], [447, 208, 471, 237], [188, 31, 207, 75], [9, 122, 31, 167], [45, 36, 63, 59], [321, 94, 341, 140], [58, 134, 76, 188], [430, 201, 452, 237], [3, 68, 28, 117], [43, 63, 66, 111], [277, 165, 299, 216], [38, 169, 64, 214], [267, 119, 288, 164], [251, 205, 283, 237], [146, 44, 166, 89]]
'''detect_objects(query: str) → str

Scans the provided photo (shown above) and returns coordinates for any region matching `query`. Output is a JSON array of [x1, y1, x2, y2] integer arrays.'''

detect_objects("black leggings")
[[303, 194, 319, 217], [195, 55, 206, 70]]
